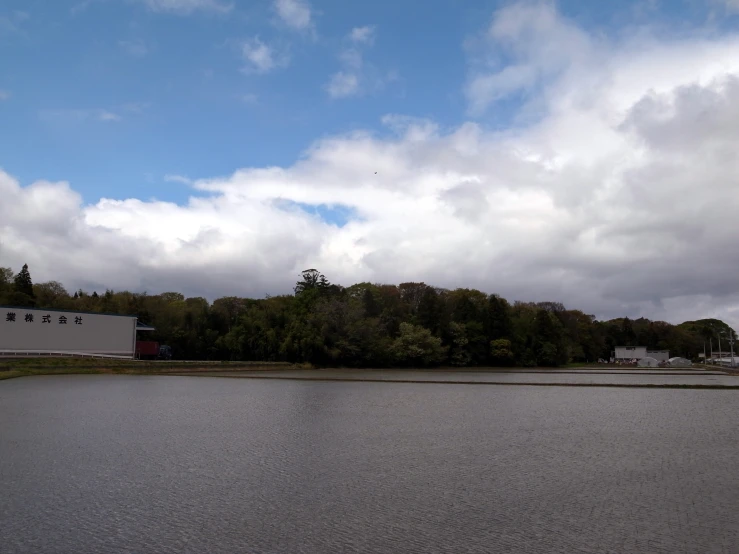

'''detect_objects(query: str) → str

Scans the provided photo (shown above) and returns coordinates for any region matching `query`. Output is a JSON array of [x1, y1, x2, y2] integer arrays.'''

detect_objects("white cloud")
[[119, 38, 148, 57], [6, 2, 739, 330], [350, 25, 375, 45], [240, 37, 288, 74], [325, 72, 359, 98], [164, 175, 193, 184], [37, 103, 145, 124], [718, 0, 739, 13], [137, 0, 232, 14], [338, 47, 363, 69], [38, 108, 123, 124], [273, 0, 312, 30], [0, 90, 10, 101], [465, 2, 594, 116], [324, 25, 385, 99], [239, 93, 258, 104], [0, 10, 29, 35], [98, 111, 122, 122]]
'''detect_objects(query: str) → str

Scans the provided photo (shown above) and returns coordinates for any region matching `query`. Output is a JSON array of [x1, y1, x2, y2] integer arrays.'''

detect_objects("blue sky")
[[2, 0, 733, 206]]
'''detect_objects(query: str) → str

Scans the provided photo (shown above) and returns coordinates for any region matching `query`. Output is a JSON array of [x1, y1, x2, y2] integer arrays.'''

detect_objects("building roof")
[[0, 305, 136, 318]]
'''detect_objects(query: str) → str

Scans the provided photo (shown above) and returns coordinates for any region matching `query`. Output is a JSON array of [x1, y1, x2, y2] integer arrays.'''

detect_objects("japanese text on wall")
[[4, 312, 83, 325]]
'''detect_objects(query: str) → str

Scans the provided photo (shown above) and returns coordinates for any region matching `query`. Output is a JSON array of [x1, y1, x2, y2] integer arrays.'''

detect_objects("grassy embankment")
[[2, 358, 731, 382], [0, 358, 298, 381]]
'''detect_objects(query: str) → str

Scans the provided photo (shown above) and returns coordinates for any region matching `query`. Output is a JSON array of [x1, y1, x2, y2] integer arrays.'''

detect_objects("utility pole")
[[703, 340, 707, 367], [718, 332, 723, 367], [728, 334, 736, 369]]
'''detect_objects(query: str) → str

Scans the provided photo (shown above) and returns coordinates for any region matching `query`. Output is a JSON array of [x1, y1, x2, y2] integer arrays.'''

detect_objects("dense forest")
[[1, 264, 735, 367]]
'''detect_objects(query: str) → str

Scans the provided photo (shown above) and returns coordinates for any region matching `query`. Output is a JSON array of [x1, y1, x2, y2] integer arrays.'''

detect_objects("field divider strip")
[[167, 373, 739, 389]]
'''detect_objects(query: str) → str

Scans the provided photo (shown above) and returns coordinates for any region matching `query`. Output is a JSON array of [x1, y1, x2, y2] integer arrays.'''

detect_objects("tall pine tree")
[[6, 264, 36, 307], [13, 264, 34, 298]]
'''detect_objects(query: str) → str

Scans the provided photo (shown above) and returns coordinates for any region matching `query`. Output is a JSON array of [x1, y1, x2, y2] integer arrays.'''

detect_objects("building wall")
[[0, 307, 136, 356], [614, 346, 647, 359], [647, 350, 670, 362]]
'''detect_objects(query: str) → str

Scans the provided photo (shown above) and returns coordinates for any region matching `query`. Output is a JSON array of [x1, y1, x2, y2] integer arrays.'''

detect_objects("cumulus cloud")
[[4, 2, 739, 329], [137, 0, 232, 14], [465, 2, 594, 116], [273, 0, 312, 31], [240, 37, 288, 74]]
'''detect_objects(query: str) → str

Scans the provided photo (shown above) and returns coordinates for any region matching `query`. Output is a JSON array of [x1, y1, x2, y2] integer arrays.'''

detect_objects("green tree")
[[537, 342, 559, 366], [362, 287, 380, 318], [620, 317, 637, 346], [398, 282, 430, 314], [391, 322, 448, 367], [13, 264, 34, 298], [2, 263, 730, 367], [416, 287, 443, 335], [160, 292, 185, 304], [533, 309, 567, 366], [0, 267, 13, 291], [0, 267, 14, 304], [100, 289, 116, 313], [510, 301, 537, 366], [448, 322, 471, 366], [490, 338, 514, 366], [33, 281, 70, 309], [377, 285, 408, 337], [487, 294, 512, 341], [10, 264, 35, 306], [294, 269, 331, 295]]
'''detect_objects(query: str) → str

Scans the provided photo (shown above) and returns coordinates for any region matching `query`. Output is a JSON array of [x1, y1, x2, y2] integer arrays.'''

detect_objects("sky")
[[3, 0, 739, 328]]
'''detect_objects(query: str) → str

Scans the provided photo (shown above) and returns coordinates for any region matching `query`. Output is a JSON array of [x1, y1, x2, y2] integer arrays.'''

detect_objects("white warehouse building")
[[613, 346, 670, 362], [0, 306, 154, 358]]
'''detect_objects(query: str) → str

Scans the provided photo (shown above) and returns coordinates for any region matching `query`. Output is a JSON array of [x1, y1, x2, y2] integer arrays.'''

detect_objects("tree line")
[[1, 265, 733, 366]]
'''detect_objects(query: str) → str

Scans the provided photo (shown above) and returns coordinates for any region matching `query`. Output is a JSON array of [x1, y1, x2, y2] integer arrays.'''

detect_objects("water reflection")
[[1, 376, 737, 554]]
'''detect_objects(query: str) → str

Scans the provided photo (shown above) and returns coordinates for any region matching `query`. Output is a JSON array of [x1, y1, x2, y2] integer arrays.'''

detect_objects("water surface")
[[1, 375, 738, 553]]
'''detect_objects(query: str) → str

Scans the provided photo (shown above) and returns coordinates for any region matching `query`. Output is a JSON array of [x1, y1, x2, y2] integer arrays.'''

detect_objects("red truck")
[[135, 341, 172, 360]]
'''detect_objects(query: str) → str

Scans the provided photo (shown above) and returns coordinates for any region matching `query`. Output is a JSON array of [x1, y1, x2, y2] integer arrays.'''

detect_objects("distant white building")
[[646, 350, 670, 362], [614, 346, 646, 360], [0, 306, 154, 359], [613, 346, 670, 362]]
